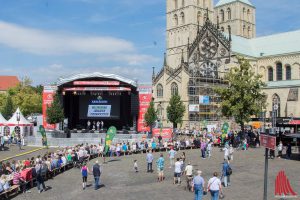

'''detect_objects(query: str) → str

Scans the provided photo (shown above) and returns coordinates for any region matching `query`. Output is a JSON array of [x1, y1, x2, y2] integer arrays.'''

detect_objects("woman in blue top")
[[122, 143, 128, 152], [81, 163, 89, 190]]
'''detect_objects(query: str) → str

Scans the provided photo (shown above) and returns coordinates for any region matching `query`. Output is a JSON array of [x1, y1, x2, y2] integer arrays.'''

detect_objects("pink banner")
[[42, 86, 57, 130], [73, 81, 120, 86], [137, 85, 152, 132], [152, 128, 173, 139]]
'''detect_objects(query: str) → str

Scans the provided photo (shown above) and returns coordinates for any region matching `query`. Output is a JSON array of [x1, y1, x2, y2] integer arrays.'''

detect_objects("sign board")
[[199, 96, 210, 104], [87, 105, 111, 117], [260, 134, 276, 150], [73, 81, 120, 86], [152, 128, 173, 139], [189, 104, 200, 112]]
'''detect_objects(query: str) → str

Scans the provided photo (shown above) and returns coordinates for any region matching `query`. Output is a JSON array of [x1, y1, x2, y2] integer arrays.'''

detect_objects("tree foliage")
[[144, 100, 157, 133], [214, 57, 266, 132], [0, 77, 42, 117], [46, 93, 64, 124], [1, 95, 14, 119], [167, 94, 186, 128]]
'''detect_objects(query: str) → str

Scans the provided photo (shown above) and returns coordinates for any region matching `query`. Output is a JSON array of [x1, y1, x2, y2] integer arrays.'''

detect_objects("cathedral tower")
[[166, 0, 214, 68], [214, 0, 256, 38]]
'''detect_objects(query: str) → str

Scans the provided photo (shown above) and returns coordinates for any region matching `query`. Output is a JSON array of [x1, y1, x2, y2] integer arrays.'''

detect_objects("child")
[[81, 163, 89, 190], [133, 160, 138, 173]]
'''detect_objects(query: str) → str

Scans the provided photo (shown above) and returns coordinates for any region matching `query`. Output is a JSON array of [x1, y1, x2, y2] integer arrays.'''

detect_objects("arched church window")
[[157, 84, 163, 97], [227, 8, 231, 20], [174, 0, 178, 9], [182, 0, 185, 7], [157, 104, 163, 119], [243, 7, 246, 20], [220, 9, 225, 22], [286, 65, 291, 80], [197, 11, 202, 24], [276, 62, 283, 81], [248, 26, 251, 37], [272, 94, 281, 117], [171, 82, 178, 96], [180, 12, 185, 24], [268, 67, 273, 81], [174, 14, 178, 26], [243, 25, 246, 36], [247, 9, 251, 21], [221, 26, 224, 32]]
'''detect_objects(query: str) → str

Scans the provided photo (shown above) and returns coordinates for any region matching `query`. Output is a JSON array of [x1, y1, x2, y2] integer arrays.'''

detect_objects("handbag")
[[219, 191, 225, 199]]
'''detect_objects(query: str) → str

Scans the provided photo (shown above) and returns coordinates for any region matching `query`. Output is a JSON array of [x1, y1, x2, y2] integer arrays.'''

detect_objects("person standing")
[[207, 141, 212, 158], [222, 160, 231, 187], [92, 160, 101, 190], [184, 162, 193, 191], [200, 139, 206, 159], [156, 154, 165, 182], [207, 172, 222, 200], [146, 150, 154, 172], [192, 170, 205, 200], [286, 143, 292, 159], [223, 145, 229, 161], [81, 162, 90, 190], [35, 160, 46, 193], [174, 158, 182, 185], [277, 141, 283, 158], [229, 144, 234, 161], [168, 147, 176, 168]]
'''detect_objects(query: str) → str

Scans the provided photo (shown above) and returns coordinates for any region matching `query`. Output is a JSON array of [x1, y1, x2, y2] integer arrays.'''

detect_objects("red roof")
[[0, 76, 20, 91]]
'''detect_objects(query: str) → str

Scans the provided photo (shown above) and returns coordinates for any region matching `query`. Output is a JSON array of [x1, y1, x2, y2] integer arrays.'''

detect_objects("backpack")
[[226, 166, 232, 176]]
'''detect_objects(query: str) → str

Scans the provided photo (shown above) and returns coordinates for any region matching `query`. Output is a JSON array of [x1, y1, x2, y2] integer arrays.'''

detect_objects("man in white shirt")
[[174, 158, 182, 185], [184, 162, 193, 191], [168, 148, 176, 168], [208, 172, 222, 199]]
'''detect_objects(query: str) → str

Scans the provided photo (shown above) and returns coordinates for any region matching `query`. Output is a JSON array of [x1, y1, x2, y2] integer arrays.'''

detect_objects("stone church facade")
[[152, 0, 300, 130]]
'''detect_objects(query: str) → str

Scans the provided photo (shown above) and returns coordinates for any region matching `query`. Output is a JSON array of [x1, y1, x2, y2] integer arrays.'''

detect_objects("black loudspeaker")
[[131, 93, 139, 116]]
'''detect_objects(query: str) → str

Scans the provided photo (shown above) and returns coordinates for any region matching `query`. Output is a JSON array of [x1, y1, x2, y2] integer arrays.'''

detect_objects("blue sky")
[[0, 0, 299, 85]]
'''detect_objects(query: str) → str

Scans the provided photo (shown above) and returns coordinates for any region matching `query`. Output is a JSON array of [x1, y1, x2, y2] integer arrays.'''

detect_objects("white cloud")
[[97, 54, 159, 66], [0, 21, 135, 55]]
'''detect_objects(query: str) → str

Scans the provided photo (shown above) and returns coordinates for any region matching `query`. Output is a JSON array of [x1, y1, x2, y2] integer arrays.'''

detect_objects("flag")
[[104, 126, 117, 154]]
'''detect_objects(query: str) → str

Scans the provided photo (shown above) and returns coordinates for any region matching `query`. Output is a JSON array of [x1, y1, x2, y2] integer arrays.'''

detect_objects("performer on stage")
[[101, 121, 104, 130], [87, 120, 91, 130], [96, 121, 100, 131]]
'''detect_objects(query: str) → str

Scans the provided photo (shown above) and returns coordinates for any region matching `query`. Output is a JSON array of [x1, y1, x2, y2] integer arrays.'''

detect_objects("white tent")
[[7, 108, 33, 137], [0, 112, 7, 136]]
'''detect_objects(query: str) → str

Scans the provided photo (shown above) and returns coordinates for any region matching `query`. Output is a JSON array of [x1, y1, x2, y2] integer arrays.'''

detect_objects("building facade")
[[153, 0, 300, 131]]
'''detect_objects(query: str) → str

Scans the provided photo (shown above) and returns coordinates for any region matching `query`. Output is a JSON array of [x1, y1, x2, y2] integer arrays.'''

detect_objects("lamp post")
[[16, 112, 20, 135]]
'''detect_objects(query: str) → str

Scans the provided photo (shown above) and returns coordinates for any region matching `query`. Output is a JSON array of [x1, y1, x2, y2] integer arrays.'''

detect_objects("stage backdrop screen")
[[79, 95, 120, 120]]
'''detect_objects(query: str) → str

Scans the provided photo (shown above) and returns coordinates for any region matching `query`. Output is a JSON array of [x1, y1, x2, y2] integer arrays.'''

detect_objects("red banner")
[[152, 128, 173, 139], [260, 134, 276, 150], [73, 81, 120, 86], [42, 86, 57, 130], [63, 87, 131, 91], [137, 85, 152, 132]]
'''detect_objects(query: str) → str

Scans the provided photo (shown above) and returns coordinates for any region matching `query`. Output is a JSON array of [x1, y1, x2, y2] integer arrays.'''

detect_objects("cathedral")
[[152, 0, 300, 131]]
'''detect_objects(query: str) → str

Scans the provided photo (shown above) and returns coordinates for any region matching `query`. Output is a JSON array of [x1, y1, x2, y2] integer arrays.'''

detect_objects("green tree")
[[46, 94, 64, 125], [144, 100, 157, 134], [167, 94, 186, 128], [215, 57, 266, 134], [1, 95, 14, 119]]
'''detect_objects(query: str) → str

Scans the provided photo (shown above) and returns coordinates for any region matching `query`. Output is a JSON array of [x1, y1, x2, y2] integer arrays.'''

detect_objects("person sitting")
[[0, 175, 10, 192], [13, 167, 27, 193]]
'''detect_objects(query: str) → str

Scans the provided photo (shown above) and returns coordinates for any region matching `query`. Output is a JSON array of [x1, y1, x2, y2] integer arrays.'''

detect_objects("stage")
[[54, 72, 139, 131]]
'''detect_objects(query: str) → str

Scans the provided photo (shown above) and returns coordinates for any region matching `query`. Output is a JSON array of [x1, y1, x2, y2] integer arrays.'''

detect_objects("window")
[[268, 67, 273, 81], [157, 84, 163, 97], [243, 7, 246, 20], [243, 25, 246, 36], [180, 12, 185, 24], [248, 26, 251, 37], [221, 26, 224, 32], [174, 0, 178, 9], [157, 104, 163, 119], [227, 25, 231, 32], [247, 9, 251, 21], [272, 94, 281, 117], [189, 87, 196, 95], [197, 0, 200, 6], [171, 82, 178, 95], [182, 0, 185, 7], [276, 62, 283, 81], [286, 65, 291, 80], [227, 8, 231, 20], [197, 11, 202, 23], [174, 14, 178, 26], [220, 9, 225, 22]]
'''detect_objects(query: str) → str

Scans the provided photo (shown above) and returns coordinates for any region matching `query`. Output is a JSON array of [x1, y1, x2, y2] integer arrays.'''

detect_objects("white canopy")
[[7, 108, 32, 126], [0, 112, 7, 126]]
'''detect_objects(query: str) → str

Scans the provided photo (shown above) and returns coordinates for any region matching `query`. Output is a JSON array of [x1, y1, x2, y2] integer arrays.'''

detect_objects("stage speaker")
[[131, 93, 139, 116]]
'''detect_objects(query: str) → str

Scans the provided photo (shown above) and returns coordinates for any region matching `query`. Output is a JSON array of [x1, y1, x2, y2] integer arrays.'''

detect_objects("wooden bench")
[[0, 185, 20, 199]]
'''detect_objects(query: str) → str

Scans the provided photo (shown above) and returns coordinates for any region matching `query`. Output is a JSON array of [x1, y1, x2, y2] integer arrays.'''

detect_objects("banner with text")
[[87, 105, 111, 117], [42, 86, 57, 130], [137, 85, 152, 132], [152, 128, 173, 139]]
